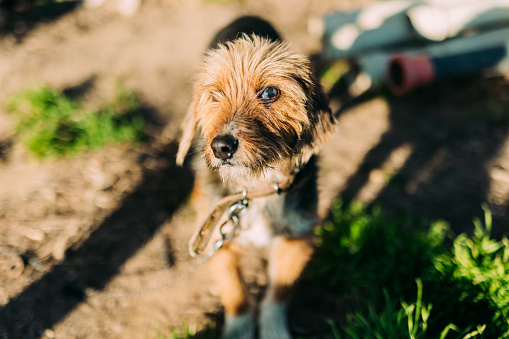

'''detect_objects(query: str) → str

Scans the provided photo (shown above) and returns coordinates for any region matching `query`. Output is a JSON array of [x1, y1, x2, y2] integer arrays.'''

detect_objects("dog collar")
[[188, 177, 294, 257]]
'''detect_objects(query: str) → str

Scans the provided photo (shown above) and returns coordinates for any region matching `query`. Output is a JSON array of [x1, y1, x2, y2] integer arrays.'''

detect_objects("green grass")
[[332, 280, 486, 339], [5, 85, 146, 158], [318, 60, 350, 93], [330, 280, 434, 339], [166, 201, 509, 338], [312, 201, 509, 338], [159, 321, 218, 339]]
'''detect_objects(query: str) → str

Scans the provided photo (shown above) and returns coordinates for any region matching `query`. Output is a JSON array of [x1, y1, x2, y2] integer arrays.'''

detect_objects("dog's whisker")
[[189, 143, 205, 150], [185, 150, 203, 157]]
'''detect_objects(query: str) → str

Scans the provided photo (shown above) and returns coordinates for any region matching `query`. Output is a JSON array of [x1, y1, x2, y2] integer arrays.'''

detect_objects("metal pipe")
[[311, 1, 426, 59], [386, 46, 509, 95], [408, 0, 509, 41], [352, 26, 509, 94]]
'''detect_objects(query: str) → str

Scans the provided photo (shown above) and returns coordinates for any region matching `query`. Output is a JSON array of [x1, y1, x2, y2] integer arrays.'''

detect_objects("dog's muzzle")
[[211, 135, 238, 161]]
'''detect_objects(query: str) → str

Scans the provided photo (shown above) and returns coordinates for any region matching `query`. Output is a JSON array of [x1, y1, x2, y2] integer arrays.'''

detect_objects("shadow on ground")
[[288, 73, 509, 337], [3, 34, 509, 339], [0, 0, 81, 41], [336, 75, 509, 236], [0, 140, 194, 338]]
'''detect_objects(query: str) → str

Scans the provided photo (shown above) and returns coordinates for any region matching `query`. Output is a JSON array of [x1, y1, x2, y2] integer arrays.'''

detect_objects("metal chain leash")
[[215, 198, 249, 247], [188, 181, 288, 257]]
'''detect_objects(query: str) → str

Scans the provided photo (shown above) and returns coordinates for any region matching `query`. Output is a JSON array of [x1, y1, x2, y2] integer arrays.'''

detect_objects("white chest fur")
[[234, 193, 316, 248]]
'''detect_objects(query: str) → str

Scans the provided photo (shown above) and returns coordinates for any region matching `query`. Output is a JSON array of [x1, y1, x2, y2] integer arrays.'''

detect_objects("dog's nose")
[[211, 135, 238, 160]]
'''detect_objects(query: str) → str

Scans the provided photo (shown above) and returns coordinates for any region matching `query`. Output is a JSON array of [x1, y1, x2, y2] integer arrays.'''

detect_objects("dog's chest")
[[234, 193, 315, 248]]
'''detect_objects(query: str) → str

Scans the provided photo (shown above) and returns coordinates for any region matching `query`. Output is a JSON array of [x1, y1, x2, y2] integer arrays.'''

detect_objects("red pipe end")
[[386, 54, 435, 96]]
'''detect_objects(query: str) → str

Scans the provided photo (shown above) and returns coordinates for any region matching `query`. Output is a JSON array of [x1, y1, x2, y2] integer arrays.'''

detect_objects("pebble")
[[94, 192, 117, 209], [0, 246, 24, 278], [24, 228, 45, 242], [491, 167, 509, 183], [87, 158, 113, 190], [0, 287, 9, 305], [52, 236, 68, 261], [43, 329, 55, 339]]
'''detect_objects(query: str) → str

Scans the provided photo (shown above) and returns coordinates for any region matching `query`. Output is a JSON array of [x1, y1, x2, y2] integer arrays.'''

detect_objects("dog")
[[176, 16, 335, 339]]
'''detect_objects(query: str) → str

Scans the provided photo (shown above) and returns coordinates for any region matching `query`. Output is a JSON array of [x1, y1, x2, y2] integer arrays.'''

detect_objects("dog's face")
[[177, 35, 334, 184]]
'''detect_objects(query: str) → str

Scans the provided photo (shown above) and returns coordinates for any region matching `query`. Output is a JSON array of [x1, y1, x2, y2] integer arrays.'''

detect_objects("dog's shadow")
[[327, 74, 509, 235]]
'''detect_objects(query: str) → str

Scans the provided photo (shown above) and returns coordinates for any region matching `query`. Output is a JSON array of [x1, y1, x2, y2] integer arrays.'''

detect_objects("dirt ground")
[[1, 0, 509, 338]]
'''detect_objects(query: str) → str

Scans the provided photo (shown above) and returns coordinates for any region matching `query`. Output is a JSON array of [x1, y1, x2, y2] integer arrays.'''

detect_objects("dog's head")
[[177, 35, 335, 184]]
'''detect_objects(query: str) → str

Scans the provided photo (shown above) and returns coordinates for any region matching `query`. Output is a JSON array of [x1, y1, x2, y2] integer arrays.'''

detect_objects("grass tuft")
[[157, 201, 509, 338], [311, 201, 509, 338], [159, 321, 218, 339], [5, 85, 146, 158]]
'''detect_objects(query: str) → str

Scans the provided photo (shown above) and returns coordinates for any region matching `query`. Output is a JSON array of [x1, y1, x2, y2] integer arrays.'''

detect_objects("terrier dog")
[[176, 16, 335, 339]]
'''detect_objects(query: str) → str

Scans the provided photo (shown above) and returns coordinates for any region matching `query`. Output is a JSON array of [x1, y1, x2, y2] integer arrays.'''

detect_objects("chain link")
[[217, 199, 248, 247]]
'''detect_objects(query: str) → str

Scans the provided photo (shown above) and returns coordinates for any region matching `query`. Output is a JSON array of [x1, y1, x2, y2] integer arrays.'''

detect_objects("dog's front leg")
[[259, 235, 314, 339], [208, 243, 254, 339]]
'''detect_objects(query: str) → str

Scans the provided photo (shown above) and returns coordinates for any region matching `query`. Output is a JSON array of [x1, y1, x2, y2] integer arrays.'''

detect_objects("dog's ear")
[[310, 79, 336, 148], [176, 103, 197, 166], [296, 77, 336, 162]]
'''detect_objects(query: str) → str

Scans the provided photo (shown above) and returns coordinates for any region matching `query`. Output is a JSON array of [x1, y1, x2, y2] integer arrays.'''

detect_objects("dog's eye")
[[258, 87, 280, 103], [210, 93, 219, 102]]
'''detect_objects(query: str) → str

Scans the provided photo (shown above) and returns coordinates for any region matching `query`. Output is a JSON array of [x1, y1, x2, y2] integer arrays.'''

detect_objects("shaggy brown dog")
[[177, 16, 335, 339]]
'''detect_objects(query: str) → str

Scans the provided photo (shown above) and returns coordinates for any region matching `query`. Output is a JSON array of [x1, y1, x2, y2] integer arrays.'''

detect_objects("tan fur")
[[177, 35, 335, 184], [267, 236, 315, 302], [207, 243, 251, 316], [189, 181, 202, 205]]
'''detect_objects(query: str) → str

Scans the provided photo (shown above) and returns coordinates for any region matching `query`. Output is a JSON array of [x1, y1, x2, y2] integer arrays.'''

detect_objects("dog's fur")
[[177, 16, 335, 339]]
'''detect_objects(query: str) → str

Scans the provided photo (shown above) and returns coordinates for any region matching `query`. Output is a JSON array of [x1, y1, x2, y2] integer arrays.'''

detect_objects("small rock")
[[94, 192, 117, 209], [87, 158, 113, 190], [43, 329, 55, 339], [491, 168, 509, 183], [116, 0, 141, 17], [84, 0, 107, 8], [0, 287, 9, 305], [0, 246, 24, 278], [27, 257, 44, 271], [113, 321, 124, 333], [24, 228, 45, 242], [52, 237, 68, 261]]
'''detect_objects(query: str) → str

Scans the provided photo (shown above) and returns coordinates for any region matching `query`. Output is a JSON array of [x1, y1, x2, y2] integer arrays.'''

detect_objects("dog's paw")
[[259, 301, 291, 339], [223, 313, 255, 339]]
